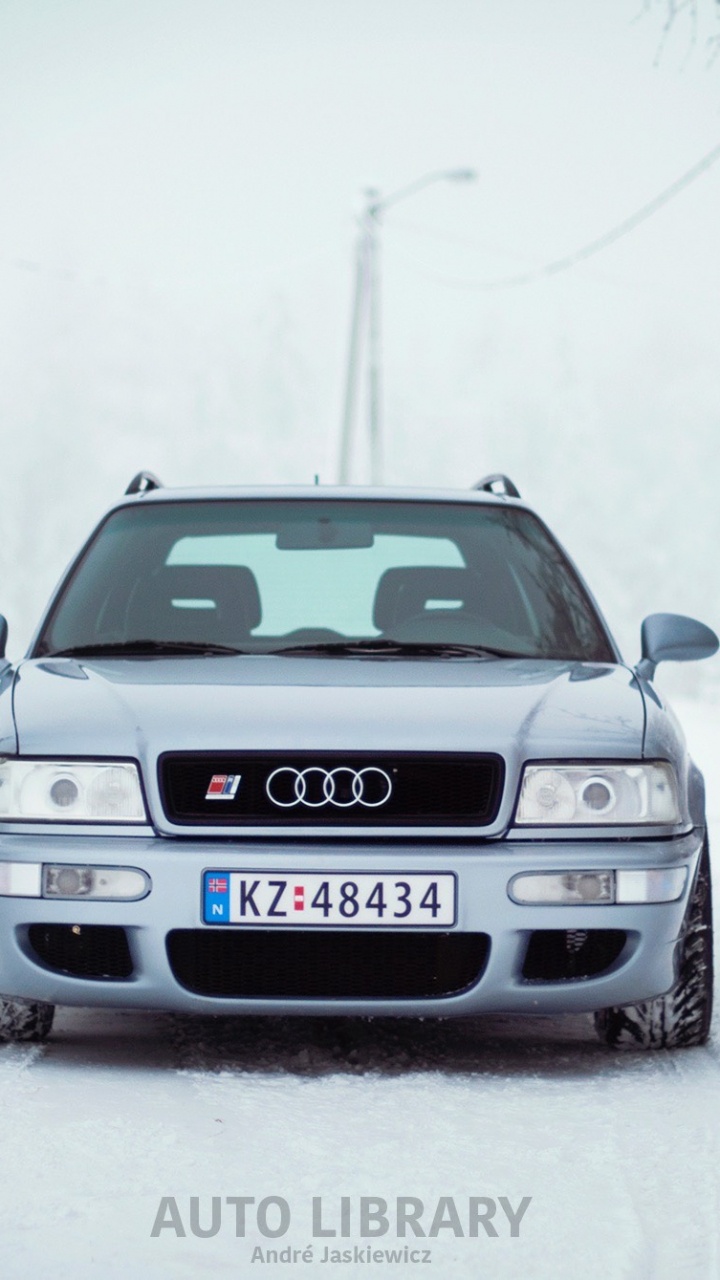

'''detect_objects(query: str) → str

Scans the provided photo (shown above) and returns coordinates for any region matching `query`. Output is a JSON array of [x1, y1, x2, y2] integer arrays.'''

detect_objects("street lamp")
[[338, 168, 477, 485]]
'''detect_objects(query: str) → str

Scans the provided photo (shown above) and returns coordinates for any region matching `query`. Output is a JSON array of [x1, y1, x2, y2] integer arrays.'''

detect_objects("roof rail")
[[125, 471, 163, 496], [473, 473, 520, 499]]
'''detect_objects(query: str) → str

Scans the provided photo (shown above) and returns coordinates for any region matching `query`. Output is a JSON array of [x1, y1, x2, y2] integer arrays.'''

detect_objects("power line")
[[396, 138, 720, 291]]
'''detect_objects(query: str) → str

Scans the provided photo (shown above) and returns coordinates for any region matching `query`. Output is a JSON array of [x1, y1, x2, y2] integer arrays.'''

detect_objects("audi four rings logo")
[[265, 766, 393, 809]]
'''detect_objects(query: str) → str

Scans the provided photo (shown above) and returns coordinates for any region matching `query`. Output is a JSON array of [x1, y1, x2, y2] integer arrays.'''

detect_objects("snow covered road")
[[2, 698, 719, 1280]]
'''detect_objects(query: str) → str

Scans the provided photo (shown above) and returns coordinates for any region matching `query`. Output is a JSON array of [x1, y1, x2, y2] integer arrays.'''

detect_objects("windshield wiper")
[[45, 638, 523, 660], [46, 640, 247, 658], [273, 639, 519, 659]]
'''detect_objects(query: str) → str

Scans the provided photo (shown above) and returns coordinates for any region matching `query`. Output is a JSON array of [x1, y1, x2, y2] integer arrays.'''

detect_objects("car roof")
[[113, 483, 529, 511]]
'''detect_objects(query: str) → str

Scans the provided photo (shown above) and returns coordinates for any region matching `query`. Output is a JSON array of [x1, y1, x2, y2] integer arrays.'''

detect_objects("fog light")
[[0, 861, 42, 897], [510, 871, 615, 905], [42, 865, 150, 901], [52, 867, 92, 896]]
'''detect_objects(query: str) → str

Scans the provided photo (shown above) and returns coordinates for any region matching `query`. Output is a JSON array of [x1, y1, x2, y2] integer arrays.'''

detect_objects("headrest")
[[373, 566, 483, 632], [156, 564, 261, 630]]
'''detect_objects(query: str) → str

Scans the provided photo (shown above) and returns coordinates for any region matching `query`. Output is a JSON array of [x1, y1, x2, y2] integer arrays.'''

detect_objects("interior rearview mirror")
[[276, 519, 375, 550]]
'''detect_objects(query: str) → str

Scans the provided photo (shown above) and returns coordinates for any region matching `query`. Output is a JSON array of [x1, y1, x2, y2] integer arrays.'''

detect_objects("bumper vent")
[[160, 752, 503, 827], [27, 924, 134, 980], [166, 930, 490, 999], [522, 929, 627, 983]]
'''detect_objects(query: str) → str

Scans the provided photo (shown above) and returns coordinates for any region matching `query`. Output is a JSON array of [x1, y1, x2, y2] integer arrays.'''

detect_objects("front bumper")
[[0, 829, 704, 1017]]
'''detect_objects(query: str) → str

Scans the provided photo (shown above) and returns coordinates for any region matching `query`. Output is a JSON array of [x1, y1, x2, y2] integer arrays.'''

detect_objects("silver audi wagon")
[[0, 473, 716, 1049]]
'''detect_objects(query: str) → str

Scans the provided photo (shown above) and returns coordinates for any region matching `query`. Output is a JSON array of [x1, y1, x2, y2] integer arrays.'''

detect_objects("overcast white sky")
[[1, 0, 719, 664]]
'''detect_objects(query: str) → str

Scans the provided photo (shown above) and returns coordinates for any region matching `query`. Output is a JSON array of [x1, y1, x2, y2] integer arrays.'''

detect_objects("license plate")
[[202, 871, 456, 927]]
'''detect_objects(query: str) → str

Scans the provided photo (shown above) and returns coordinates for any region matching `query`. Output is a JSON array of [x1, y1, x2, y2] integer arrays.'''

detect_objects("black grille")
[[27, 924, 134, 980], [160, 752, 503, 826], [522, 930, 627, 982], [166, 929, 490, 998]]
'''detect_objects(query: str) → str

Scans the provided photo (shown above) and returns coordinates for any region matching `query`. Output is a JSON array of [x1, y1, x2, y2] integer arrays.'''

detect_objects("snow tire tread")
[[0, 996, 55, 1043], [594, 839, 713, 1050]]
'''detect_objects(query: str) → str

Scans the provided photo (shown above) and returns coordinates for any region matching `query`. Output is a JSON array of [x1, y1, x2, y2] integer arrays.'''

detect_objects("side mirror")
[[636, 612, 719, 681], [0, 615, 6, 659]]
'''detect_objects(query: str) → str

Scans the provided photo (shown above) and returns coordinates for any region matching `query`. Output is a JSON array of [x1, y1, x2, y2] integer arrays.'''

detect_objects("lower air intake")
[[522, 929, 627, 982], [166, 930, 490, 999], [27, 924, 134, 980]]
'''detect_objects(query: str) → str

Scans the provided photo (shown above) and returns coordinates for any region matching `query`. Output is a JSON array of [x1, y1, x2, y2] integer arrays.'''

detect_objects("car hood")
[[12, 655, 638, 752], [14, 653, 643, 755], [10, 654, 644, 833]]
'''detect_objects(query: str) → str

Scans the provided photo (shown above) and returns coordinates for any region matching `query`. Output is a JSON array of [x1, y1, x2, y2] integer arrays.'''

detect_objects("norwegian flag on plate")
[[205, 774, 241, 800]]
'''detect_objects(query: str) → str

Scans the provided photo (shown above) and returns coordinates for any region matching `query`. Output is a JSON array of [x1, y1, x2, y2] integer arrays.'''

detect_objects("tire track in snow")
[[588, 1041, 720, 1279]]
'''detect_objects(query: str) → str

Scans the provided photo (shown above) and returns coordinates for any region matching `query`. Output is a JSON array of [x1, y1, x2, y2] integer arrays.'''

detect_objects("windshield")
[[35, 499, 615, 662]]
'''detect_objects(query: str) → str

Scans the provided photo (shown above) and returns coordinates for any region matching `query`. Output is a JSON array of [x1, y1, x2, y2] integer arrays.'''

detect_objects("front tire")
[[0, 996, 55, 1043], [594, 839, 713, 1050]]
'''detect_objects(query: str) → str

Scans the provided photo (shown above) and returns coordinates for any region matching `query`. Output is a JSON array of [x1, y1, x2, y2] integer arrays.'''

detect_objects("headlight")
[[515, 762, 680, 826], [0, 760, 147, 822]]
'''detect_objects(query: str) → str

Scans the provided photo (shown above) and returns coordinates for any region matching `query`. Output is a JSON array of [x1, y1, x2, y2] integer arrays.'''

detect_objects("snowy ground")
[[2, 697, 719, 1280]]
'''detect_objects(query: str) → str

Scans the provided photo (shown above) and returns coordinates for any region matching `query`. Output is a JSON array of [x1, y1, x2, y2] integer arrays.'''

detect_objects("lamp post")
[[338, 168, 476, 485]]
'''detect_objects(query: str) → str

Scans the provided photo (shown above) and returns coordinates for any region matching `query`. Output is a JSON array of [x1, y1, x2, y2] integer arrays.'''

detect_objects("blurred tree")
[[649, 0, 720, 60]]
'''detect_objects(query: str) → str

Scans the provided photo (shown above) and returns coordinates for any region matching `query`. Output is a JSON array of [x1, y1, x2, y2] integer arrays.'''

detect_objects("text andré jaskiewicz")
[[151, 1194, 532, 1260]]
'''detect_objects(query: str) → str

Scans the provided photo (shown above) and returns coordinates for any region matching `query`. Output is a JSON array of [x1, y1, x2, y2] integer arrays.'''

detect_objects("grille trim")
[[159, 751, 504, 828], [166, 929, 490, 998]]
